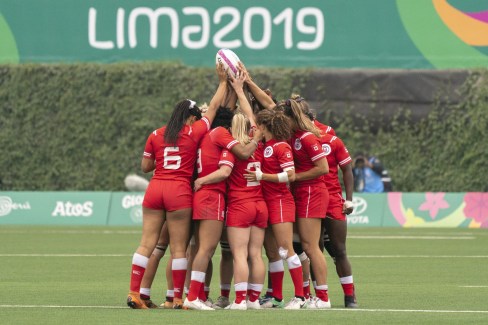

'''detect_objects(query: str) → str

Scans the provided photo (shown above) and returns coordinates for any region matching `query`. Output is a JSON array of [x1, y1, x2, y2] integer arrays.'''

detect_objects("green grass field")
[[1, 226, 487, 324]]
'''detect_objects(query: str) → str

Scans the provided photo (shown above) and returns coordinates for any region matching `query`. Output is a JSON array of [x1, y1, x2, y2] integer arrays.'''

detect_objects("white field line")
[[0, 230, 141, 235], [459, 286, 488, 288], [0, 305, 487, 313], [349, 236, 475, 240], [1, 254, 488, 258]]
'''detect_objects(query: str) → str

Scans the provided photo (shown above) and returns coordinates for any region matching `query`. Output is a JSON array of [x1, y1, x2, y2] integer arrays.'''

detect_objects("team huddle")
[[127, 53, 358, 311]]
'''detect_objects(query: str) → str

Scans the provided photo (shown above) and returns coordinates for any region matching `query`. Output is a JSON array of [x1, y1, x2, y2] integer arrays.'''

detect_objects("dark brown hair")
[[256, 109, 291, 141], [164, 99, 201, 145]]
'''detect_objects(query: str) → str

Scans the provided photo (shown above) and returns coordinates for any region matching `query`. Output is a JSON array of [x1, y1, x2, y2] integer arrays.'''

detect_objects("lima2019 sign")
[[0, 0, 487, 68]]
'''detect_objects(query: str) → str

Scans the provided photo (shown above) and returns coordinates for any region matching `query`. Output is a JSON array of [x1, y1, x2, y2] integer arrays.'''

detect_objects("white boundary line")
[[0, 305, 487, 313]]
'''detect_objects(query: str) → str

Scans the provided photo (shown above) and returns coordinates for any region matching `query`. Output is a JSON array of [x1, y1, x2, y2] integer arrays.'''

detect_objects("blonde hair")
[[280, 99, 320, 137], [231, 111, 251, 145]]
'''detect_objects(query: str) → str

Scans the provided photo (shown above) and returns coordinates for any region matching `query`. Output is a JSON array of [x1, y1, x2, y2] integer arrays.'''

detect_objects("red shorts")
[[293, 184, 328, 219], [265, 194, 295, 225], [226, 200, 268, 228], [326, 192, 346, 221], [193, 189, 226, 221], [142, 179, 192, 211]]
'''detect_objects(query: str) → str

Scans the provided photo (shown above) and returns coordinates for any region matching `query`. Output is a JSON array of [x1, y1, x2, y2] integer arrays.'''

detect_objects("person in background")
[[353, 153, 392, 193]]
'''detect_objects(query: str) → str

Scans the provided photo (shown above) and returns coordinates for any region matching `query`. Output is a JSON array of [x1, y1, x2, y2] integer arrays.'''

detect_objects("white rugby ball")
[[215, 48, 240, 78]]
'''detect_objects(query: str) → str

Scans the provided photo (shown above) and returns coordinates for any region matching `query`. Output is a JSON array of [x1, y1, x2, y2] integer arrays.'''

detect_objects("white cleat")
[[284, 297, 306, 310], [203, 298, 214, 307], [183, 298, 215, 310], [246, 299, 261, 310], [303, 297, 318, 309], [315, 298, 332, 309], [224, 300, 247, 310]]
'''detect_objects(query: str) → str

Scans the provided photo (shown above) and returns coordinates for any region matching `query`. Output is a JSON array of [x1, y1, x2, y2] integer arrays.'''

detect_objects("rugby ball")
[[215, 48, 240, 78]]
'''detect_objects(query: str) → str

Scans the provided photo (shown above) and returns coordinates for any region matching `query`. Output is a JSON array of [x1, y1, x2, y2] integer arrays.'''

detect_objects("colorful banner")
[[384, 192, 488, 228], [0, 1, 487, 68], [107, 192, 144, 226], [1, 192, 486, 227], [0, 192, 111, 225]]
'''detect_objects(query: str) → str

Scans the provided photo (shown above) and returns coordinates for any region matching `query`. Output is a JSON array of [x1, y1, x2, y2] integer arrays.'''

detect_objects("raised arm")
[[204, 63, 228, 124], [239, 62, 275, 110], [229, 71, 256, 128]]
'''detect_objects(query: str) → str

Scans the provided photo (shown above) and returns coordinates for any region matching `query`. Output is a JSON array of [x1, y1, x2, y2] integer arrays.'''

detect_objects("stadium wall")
[[0, 192, 486, 228]]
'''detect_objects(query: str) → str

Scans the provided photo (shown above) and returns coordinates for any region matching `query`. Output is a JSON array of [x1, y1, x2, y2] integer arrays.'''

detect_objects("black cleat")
[[345, 295, 358, 308]]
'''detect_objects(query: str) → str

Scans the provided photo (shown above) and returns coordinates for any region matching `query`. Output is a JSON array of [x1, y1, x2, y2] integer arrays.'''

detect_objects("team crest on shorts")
[[264, 146, 273, 158], [294, 138, 302, 150], [322, 144, 332, 155]]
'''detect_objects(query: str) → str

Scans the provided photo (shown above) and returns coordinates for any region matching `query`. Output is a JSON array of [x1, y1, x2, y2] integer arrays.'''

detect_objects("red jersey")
[[143, 117, 210, 182], [260, 140, 295, 199], [224, 149, 264, 204], [196, 131, 233, 193], [320, 134, 352, 194], [209, 126, 239, 151], [290, 130, 328, 186], [314, 120, 336, 136]]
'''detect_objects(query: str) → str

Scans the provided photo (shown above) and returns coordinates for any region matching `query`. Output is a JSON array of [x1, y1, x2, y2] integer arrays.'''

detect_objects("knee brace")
[[220, 241, 231, 252]]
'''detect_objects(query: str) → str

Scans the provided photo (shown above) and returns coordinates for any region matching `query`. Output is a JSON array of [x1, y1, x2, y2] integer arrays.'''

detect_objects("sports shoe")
[[127, 292, 149, 309], [203, 297, 214, 307], [261, 298, 285, 309], [212, 296, 230, 309], [315, 298, 332, 309], [141, 297, 158, 309], [345, 295, 358, 308], [224, 300, 247, 310], [259, 295, 273, 305], [284, 297, 305, 310], [303, 296, 318, 309], [160, 300, 173, 309], [246, 299, 261, 310], [183, 298, 215, 311], [172, 297, 188, 310]]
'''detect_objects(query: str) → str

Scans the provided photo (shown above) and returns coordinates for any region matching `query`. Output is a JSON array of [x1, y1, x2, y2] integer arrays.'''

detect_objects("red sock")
[[129, 264, 145, 293], [270, 271, 284, 300], [187, 280, 203, 301], [289, 267, 304, 297], [198, 284, 207, 301], [221, 285, 231, 298], [315, 285, 329, 302], [172, 258, 188, 299], [303, 281, 311, 299], [248, 290, 260, 302], [235, 290, 247, 303], [221, 289, 230, 298], [342, 283, 355, 296]]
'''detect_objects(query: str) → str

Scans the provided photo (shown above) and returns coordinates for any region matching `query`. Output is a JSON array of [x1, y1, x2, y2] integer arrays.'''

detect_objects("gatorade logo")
[[396, 0, 488, 68], [0, 196, 31, 217]]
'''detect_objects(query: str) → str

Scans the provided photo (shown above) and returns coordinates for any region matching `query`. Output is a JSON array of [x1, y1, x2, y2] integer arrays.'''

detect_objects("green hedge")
[[0, 63, 486, 191]]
